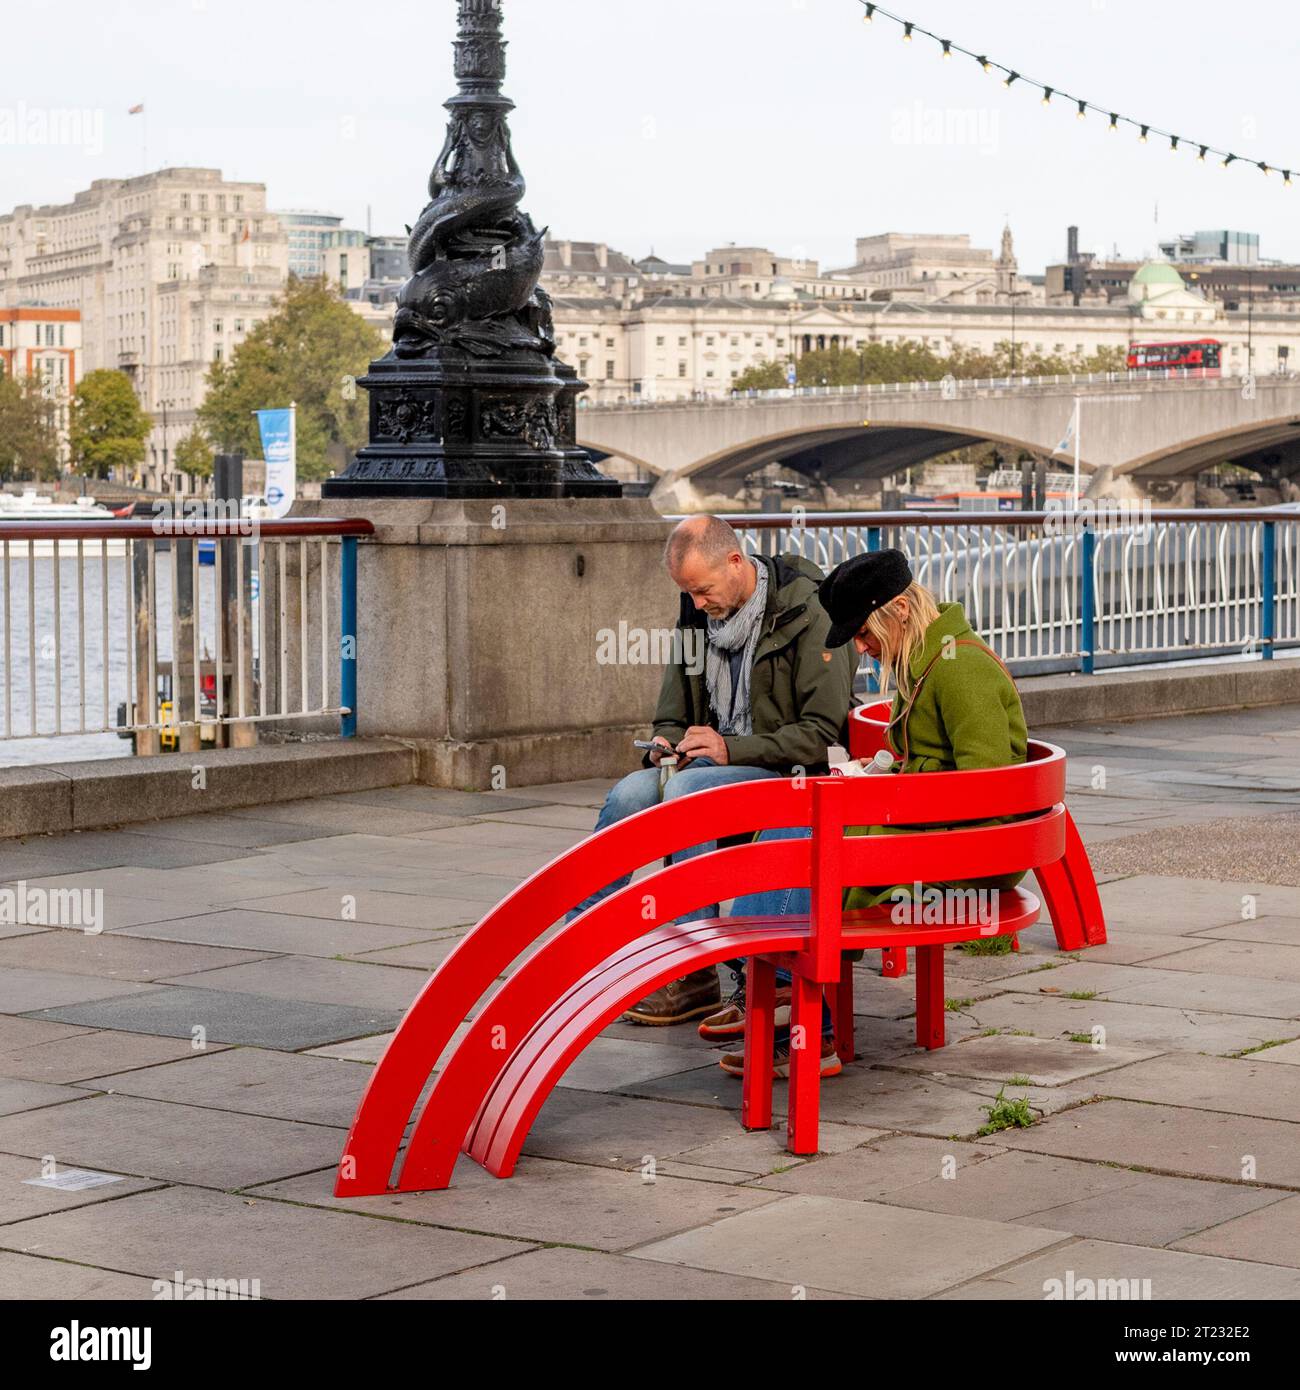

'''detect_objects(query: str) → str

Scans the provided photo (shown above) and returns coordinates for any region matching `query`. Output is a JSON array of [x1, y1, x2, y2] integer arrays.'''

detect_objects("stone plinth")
[[292, 497, 676, 789]]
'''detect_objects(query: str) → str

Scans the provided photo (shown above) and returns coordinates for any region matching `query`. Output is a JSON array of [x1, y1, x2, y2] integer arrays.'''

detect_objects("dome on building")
[[1129, 260, 1189, 302]]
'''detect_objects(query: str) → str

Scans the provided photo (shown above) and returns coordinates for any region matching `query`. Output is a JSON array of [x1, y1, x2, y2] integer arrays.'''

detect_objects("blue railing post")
[[864, 525, 882, 694], [340, 535, 358, 737], [1261, 521, 1276, 661], [1080, 522, 1096, 676]]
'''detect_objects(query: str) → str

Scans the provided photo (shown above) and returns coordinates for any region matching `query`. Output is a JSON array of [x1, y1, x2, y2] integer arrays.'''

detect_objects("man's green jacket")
[[649, 553, 856, 776]]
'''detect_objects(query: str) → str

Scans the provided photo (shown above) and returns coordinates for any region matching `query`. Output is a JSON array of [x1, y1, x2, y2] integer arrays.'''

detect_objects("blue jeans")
[[731, 826, 831, 1040], [565, 760, 783, 925]]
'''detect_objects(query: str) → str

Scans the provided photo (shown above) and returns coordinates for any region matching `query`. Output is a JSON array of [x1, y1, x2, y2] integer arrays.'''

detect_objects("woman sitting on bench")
[[704, 547, 1029, 1079]]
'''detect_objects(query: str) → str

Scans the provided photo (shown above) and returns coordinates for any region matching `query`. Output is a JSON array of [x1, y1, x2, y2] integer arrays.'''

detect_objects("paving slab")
[[963, 992, 1297, 1055], [1153, 939, 1300, 983], [939, 1238, 1300, 1299], [0, 1093, 346, 1188], [0, 1076, 91, 1117], [81, 1047, 376, 1128], [157, 955, 425, 1013], [516, 1086, 762, 1169], [1099, 966, 1300, 1018], [378, 1246, 857, 1299], [0, 966, 158, 1014], [0, 1250, 161, 1300], [223, 886, 485, 931], [883, 1032, 1161, 1086], [1196, 916, 1300, 947], [1098, 875, 1297, 931], [629, 1192, 1069, 1299], [1252, 1039, 1300, 1065], [1172, 1195, 1300, 1267], [304, 1031, 394, 1064], [753, 1134, 1007, 1203], [669, 1123, 881, 1179], [0, 1029, 221, 1084], [1086, 1051, 1300, 1122], [115, 908, 433, 957], [0, 1186, 528, 1299], [403, 821, 588, 853], [497, 779, 609, 808], [341, 937, 465, 971], [0, 1151, 159, 1223], [116, 815, 335, 850], [994, 1097, 1300, 1186], [30, 985, 401, 1051], [251, 1156, 785, 1253], [227, 799, 471, 836], [555, 1036, 723, 1092], [0, 1016, 93, 1051], [478, 804, 599, 831], [329, 787, 549, 816], [0, 929, 272, 981], [1049, 932, 1210, 966]]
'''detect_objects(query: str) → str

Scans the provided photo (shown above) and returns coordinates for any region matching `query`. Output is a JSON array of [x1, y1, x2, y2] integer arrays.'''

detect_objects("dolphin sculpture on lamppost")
[[324, 0, 621, 498]]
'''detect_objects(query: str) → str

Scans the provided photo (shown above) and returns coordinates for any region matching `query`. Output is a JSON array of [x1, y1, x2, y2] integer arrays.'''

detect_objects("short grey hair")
[[664, 515, 740, 572]]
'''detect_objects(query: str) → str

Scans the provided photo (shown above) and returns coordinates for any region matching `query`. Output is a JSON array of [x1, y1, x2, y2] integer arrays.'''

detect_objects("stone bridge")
[[575, 375, 1300, 507]]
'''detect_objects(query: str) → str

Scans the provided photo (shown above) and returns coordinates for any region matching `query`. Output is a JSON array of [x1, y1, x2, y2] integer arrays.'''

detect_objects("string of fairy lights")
[[858, 3, 1292, 185]]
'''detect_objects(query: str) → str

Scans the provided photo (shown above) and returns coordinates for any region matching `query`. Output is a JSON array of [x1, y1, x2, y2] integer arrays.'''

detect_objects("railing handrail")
[[671, 509, 1300, 528], [0, 518, 376, 541]]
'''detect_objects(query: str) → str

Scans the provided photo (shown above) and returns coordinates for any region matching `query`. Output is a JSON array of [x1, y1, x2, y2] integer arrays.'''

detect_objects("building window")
[[678, 337, 686, 347], [706, 336, 715, 346], [166, 216, 175, 230], [58, 324, 64, 346], [198, 195, 208, 211], [213, 344, 223, 362], [180, 194, 191, 210], [213, 319, 223, 334], [233, 196, 243, 212], [678, 362, 687, 377], [216, 195, 226, 212], [45, 325, 54, 346], [656, 336, 665, 347], [234, 320, 244, 333], [605, 337, 614, 348], [605, 360, 614, 379]]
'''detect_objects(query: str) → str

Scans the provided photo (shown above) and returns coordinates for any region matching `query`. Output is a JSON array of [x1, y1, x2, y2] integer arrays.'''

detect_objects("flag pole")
[[1073, 397, 1082, 508]]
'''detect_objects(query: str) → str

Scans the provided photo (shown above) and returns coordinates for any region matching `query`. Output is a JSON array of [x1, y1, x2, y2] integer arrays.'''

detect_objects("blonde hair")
[[865, 582, 941, 701]]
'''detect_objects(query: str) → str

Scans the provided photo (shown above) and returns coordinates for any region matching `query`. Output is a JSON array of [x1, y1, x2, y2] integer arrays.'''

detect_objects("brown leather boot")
[[622, 968, 721, 1025]]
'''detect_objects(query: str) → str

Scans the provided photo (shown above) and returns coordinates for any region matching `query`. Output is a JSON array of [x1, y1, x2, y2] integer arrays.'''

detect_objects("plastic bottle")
[[830, 749, 896, 778]]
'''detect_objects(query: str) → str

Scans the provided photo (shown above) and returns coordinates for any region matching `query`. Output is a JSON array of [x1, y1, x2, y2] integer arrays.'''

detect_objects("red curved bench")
[[335, 738, 1106, 1195]]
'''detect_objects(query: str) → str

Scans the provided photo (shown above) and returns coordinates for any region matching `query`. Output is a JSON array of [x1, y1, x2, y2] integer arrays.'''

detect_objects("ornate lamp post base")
[[323, 0, 621, 501]]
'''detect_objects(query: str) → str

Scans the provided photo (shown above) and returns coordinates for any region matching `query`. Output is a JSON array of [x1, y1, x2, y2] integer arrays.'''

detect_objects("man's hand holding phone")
[[634, 736, 676, 767]]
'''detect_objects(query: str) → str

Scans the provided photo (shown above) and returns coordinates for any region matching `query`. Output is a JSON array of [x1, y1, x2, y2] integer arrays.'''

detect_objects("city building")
[[828, 230, 1039, 304], [541, 239, 642, 299], [1048, 226, 1300, 307], [0, 306, 82, 460], [367, 235, 409, 283], [274, 209, 344, 278], [549, 258, 1298, 404], [0, 168, 290, 488]]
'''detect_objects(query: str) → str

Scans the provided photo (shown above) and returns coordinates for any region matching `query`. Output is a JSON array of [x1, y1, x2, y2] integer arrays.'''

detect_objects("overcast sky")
[[5, 0, 1295, 275]]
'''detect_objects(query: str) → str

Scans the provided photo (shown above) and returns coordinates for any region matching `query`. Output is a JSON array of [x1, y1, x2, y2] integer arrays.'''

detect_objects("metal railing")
[[580, 368, 1291, 411], [693, 509, 1300, 677], [0, 517, 373, 753]]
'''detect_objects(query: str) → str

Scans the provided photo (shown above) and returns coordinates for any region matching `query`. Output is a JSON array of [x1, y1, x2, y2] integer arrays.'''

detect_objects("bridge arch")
[[1118, 415, 1300, 479]]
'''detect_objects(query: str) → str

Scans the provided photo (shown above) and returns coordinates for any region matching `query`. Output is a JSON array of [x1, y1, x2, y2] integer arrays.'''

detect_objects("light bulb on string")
[[1108, 113, 1118, 133], [941, 39, 952, 59], [1041, 86, 1053, 106], [902, 21, 913, 41], [1222, 153, 1236, 169], [976, 55, 990, 72], [1138, 125, 1148, 143], [862, 2, 874, 21], [1077, 100, 1087, 120], [1170, 136, 1179, 153], [1003, 70, 1018, 88], [1285, 171, 1293, 187], [1198, 145, 1208, 161]]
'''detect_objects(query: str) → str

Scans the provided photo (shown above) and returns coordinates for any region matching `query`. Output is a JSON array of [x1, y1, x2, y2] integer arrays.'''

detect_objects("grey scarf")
[[705, 558, 768, 737]]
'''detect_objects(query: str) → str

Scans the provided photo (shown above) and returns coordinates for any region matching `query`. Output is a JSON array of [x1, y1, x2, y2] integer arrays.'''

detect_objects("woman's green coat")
[[843, 601, 1028, 912]]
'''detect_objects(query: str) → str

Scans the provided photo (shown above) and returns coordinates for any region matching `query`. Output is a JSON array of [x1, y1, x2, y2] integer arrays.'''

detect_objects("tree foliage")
[[197, 277, 386, 482], [68, 369, 152, 478], [733, 339, 1129, 393], [0, 373, 61, 481], [173, 428, 214, 479]]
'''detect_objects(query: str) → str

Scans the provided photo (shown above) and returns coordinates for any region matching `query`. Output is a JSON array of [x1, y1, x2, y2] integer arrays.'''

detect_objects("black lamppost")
[[324, 0, 619, 498]]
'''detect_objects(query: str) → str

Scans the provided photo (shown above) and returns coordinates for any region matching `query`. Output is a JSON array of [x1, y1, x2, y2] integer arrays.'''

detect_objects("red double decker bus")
[[1126, 339, 1222, 377]]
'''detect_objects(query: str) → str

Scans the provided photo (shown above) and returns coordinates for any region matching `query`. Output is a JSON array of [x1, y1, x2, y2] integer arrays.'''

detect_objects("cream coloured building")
[[0, 168, 289, 488]]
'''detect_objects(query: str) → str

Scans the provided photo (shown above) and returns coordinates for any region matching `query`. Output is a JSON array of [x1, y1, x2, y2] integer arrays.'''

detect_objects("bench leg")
[[786, 974, 822, 1155], [881, 945, 907, 979], [741, 957, 775, 1132], [915, 944, 946, 1050], [832, 955, 855, 1063]]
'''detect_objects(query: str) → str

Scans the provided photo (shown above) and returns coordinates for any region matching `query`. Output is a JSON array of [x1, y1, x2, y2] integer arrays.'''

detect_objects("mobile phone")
[[633, 740, 657, 750]]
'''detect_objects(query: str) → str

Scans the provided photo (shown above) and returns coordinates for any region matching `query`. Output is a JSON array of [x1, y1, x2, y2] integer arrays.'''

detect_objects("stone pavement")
[[0, 704, 1296, 1300]]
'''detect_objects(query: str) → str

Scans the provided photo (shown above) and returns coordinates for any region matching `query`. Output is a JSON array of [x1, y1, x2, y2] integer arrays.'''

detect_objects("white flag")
[[1052, 401, 1079, 456]]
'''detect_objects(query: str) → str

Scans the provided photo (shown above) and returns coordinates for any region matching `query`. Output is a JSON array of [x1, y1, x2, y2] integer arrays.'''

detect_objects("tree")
[[173, 428, 214, 480], [69, 369, 152, 478], [198, 277, 386, 481], [0, 373, 61, 482]]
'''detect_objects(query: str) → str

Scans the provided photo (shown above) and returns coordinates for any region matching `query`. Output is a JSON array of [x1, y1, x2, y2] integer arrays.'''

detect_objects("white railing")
[[0, 518, 369, 758], [580, 368, 1294, 411], [700, 509, 1300, 674]]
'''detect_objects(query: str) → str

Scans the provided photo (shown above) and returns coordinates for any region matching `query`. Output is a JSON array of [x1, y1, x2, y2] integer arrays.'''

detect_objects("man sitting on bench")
[[567, 514, 856, 1025]]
